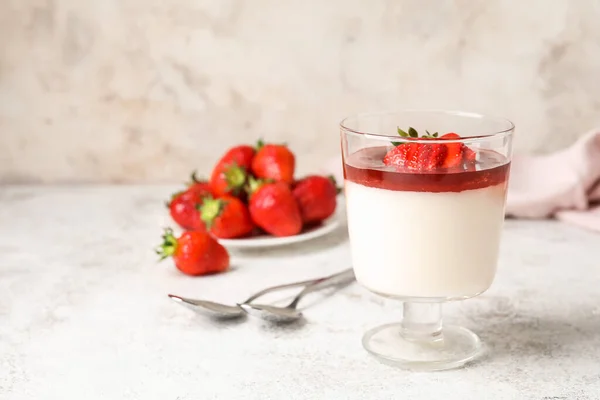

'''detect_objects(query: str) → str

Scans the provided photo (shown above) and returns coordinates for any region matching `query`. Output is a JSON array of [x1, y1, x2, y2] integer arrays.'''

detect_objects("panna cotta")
[[344, 145, 510, 299]]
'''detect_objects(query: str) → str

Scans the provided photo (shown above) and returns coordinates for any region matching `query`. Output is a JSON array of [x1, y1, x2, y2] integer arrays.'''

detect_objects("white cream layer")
[[345, 180, 507, 299]]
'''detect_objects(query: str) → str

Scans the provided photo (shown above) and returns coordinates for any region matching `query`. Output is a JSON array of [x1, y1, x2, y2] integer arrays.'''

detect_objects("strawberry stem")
[[189, 170, 201, 184], [328, 175, 343, 195], [246, 176, 265, 196], [155, 228, 178, 261], [222, 163, 247, 194], [199, 196, 226, 229], [256, 138, 265, 150]]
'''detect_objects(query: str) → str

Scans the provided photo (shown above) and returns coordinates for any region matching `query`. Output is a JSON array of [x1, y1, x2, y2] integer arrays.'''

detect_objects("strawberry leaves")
[[398, 127, 420, 138], [397, 127, 439, 138], [328, 175, 343, 195], [392, 127, 439, 146], [155, 228, 178, 260]]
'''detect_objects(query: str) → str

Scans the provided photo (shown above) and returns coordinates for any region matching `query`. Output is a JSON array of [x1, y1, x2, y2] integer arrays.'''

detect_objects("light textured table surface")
[[1, 186, 600, 400]]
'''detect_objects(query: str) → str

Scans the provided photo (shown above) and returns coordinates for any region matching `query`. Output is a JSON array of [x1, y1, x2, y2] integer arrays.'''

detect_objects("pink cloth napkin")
[[506, 129, 600, 232], [321, 130, 600, 233]]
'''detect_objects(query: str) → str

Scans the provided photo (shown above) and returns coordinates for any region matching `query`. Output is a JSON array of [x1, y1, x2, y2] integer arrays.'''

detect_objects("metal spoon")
[[168, 275, 334, 319], [239, 268, 355, 323]]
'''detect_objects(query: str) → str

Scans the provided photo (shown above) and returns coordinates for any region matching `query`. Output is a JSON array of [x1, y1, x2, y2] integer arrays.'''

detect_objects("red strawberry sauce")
[[343, 146, 510, 193]]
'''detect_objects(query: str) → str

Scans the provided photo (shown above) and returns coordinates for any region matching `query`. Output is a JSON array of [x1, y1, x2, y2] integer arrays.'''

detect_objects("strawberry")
[[292, 175, 339, 224], [464, 146, 477, 162], [251, 140, 295, 184], [166, 172, 213, 231], [463, 146, 477, 171], [186, 171, 214, 197], [167, 171, 213, 200], [247, 178, 302, 237], [168, 190, 207, 231], [439, 132, 479, 170], [384, 128, 476, 172], [200, 195, 254, 239], [439, 133, 463, 169], [155, 228, 229, 276], [210, 145, 255, 197], [383, 142, 447, 172]]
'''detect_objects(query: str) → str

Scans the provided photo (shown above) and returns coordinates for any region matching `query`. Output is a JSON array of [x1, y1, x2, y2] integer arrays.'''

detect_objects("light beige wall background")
[[1, 0, 599, 183]]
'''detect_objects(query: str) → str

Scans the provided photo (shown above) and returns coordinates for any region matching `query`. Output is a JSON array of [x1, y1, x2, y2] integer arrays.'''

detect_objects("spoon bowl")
[[239, 303, 303, 323], [167, 269, 355, 322], [167, 275, 320, 319], [168, 294, 246, 319]]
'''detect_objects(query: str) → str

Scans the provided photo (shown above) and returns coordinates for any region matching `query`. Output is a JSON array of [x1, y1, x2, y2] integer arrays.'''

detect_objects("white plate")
[[217, 213, 341, 249]]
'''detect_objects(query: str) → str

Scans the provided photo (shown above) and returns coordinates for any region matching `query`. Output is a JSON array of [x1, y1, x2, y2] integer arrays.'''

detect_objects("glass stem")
[[401, 302, 443, 342]]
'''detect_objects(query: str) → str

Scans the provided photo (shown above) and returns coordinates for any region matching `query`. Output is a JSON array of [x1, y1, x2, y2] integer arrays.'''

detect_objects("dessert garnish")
[[384, 127, 475, 172]]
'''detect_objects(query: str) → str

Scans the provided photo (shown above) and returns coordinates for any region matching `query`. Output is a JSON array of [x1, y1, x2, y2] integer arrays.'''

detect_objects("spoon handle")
[[242, 277, 325, 304], [288, 268, 355, 308]]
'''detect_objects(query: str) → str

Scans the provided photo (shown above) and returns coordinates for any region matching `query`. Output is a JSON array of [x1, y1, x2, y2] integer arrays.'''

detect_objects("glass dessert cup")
[[340, 110, 514, 371]]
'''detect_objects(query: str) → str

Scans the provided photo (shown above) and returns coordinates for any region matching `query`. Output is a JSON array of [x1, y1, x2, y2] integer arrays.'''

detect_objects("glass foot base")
[[362, 323, 483, 371]]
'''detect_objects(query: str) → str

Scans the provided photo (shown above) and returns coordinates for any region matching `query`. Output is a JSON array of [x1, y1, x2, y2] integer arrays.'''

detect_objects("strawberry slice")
[[422, 143, 447, 170], [464, 146, 477, 162], [383, 141, 446, 172], [383, 142, 413, 169], [383, 131, 480, 172], [463, 146, 477, 171], [439, 133, 464, 169]]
